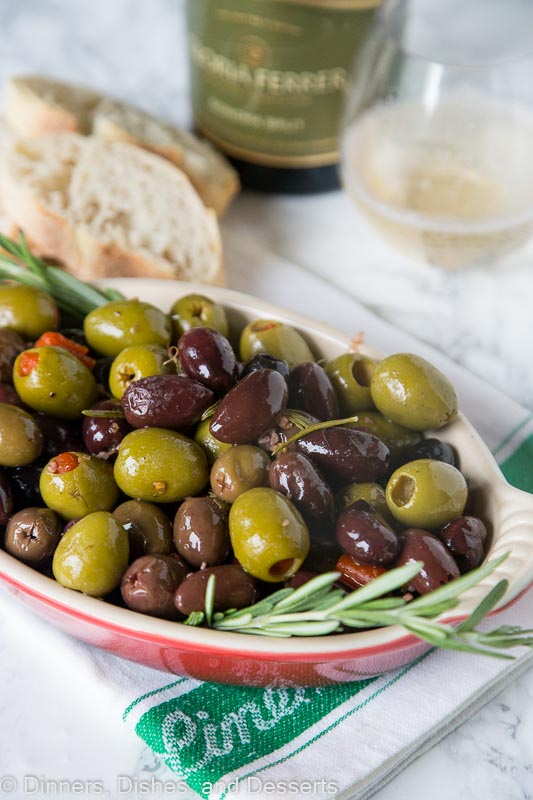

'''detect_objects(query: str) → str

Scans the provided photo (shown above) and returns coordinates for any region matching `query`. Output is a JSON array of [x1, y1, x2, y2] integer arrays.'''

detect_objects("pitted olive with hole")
[[240, 319, 314, 369], [370, 353, 458, 431], [174, 564, 257, 616], [325, 353, 377, 414], [5, 507, 62, 567], [174, 496, 230, 568], [288, 362, 339, 421], [84, 299, 171, 357], [0, 285, 59, 339], [210, 369, 288, 445], [170, 293, 229, 339], [210, 445, 270, 503], [0, 403, 44, 467], [109, 344, 174, 398], [114, 428, 209, 503], [113, 500, 174, 561], [386, 459, 468, 529], [14, 346, 98, 419], [40, 451, 119, 520], [229, 487, 310, 582], [194, 418, 233, 465], [335, 482, 395, 527], [121, 554, 188, 619], [0, 328, 26, 383], [348, 411, 421, 461], [395, 528, 460, 594], [52, 511, 129, 596]]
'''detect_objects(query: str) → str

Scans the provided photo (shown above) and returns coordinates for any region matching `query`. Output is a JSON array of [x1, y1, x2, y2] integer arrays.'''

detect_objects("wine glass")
[[341, 0, 533, 270]]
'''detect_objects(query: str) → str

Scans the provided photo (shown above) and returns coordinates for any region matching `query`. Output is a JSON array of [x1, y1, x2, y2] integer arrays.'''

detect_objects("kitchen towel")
[[2, 231, 533, 800]]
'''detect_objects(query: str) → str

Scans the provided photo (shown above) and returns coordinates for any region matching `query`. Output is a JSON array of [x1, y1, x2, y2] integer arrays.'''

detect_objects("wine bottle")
[[186, 0, 381, 194]]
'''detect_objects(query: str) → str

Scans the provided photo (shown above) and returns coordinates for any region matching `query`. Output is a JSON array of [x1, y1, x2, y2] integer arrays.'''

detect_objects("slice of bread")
[[93, 98, 239, 217], [4, 75, 100, 137], [2, 133, 224, 285], [3, 76, 239, 215]]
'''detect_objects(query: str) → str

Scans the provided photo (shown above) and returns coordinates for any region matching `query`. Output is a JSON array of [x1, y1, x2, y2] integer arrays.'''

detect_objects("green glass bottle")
[[186, 0, 381, 194]]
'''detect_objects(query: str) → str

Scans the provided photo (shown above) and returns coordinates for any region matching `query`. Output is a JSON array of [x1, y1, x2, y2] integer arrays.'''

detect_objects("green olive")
[[193, 418, 232, 465], [13, 346, 98, 419], [84, 300, 171, 358], [386, 459, 468, 528], [370, 353, 458, 431], [114, 428, 209, 503], [40, 452, 119, 520], [0, 285, 59, 339], [240, 320, 314, 370], [170, 293, 229, 339], [109, 344, 174, 398], [0, 403, 44, 466], [113, 499, 173, 561], [348, 411, 422, 461], [335, 482, 396, 527], [229, 487, 310, 582], [325, 353, 377, 414], [52, 511, 129, 596], [210, 445, 270, 503]]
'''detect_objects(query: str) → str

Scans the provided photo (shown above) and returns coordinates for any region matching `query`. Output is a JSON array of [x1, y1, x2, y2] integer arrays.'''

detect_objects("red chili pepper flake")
[[17, 351, 40, 377]]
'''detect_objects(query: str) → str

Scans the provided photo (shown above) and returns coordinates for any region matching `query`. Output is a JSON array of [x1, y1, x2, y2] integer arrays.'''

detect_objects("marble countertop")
[[0, 1, 531, 798]]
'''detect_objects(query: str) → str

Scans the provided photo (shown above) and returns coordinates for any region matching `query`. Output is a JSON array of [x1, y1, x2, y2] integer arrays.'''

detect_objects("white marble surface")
[[0, 2, 531, 799]]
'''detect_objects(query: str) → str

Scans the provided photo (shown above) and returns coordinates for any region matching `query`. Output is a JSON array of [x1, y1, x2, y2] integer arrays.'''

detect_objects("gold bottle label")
[[186, 0, 380, 168]]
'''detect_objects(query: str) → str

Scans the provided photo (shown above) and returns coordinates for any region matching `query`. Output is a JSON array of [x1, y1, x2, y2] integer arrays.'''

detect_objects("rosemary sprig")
[[0, 231, 125, 319], [271, 414, 361, 456], [185, 555, 533, 659]]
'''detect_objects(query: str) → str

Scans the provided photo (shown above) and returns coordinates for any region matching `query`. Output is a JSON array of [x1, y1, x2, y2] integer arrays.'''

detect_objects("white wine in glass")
[[341, 0, 533, 269]]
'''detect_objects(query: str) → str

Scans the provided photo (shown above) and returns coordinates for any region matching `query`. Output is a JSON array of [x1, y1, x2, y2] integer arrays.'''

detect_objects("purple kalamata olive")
[[210, 369, 288, 444], [284, 570, 318, 589], [122, 374, 214, 429], [402, 438, 457, 467], [440, 516, 488, 573], [292, 427, 390, 484], [121, 554, 188, 620], [174, 564, 257, 616], [11, 464, 43, 508], [395, 528, 460, 595], [0, 384, 25, 407], [289, 362, 339, 421], [0, 473, 13, 525], [82, 399, 131, 459], [269, 451, 335, 535], [0, 328, 26, 383], [37, 413, 84, 459], [241, 354, 290, 384], [336, 500, 399, 567], [174, 496, 230, 568], [178, 326, 239, 394]]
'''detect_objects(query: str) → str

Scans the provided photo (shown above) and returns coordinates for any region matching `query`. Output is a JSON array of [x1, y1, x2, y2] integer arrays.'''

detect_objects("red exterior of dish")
[[1, 571, 432, 686]]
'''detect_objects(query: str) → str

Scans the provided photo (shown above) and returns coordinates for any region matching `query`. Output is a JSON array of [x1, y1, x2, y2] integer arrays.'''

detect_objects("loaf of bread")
[[4, 75, 239, 216], [2, 133, 224, 285]]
